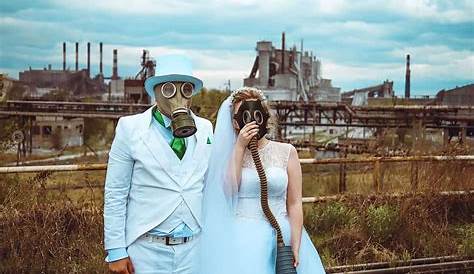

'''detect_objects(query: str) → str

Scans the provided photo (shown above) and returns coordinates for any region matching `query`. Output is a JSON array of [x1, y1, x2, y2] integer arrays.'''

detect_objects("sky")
[[0, 0, 473, 96]]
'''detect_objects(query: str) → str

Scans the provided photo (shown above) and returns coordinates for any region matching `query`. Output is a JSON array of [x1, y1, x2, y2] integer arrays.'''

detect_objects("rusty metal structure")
[[1, 155, 472, 197], [270, 100, 474, 144], [326, 256, 474, 274], [341, 80, 394, 101], [3, 100, 473, 128], [1, 100, 473, 152], [2, 155, 472, 174]]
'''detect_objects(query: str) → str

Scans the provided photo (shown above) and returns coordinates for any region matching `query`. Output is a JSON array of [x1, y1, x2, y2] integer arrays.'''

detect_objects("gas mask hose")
[[248, 137, 297, 274]]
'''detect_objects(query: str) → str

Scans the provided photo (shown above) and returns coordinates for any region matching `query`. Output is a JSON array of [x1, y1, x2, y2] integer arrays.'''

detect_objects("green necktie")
[[152, 109, 186, 160]]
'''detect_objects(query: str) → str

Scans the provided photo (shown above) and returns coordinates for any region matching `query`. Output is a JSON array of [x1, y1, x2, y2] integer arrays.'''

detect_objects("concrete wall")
[[273, 74, 297, 90], [32, 116, 84, 149]]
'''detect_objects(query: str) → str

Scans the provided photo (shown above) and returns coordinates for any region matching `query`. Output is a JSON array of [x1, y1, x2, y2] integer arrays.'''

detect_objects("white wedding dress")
[[231, 140, 326, 274], [199, 97, 326, 274]]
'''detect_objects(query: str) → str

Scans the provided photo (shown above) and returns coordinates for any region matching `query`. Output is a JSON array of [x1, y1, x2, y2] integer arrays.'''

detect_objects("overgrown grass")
[[304, 193, 473, 266], [0, 172, 106, 273], [1, 154, 473, 272]]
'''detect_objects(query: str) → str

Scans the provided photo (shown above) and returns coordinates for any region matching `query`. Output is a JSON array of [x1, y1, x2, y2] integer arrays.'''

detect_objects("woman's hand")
[[236, 121, 259, 149], [293, 249, 300, 268]]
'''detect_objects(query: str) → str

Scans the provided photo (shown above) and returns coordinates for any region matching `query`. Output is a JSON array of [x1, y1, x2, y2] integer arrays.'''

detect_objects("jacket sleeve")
[[103, 117, 134, 251]]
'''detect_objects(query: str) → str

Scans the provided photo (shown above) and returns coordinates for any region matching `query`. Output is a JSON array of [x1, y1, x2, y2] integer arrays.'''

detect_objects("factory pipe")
[[99, 42, 103, 75], [75, 42, 79, 71], [1, 155, 472, 173], [87, 42, 90, 77], [281, 32, 285, 74], [405, 54, 410, 98], [62, 42, 66, 71], [112, 49, 118, 79]]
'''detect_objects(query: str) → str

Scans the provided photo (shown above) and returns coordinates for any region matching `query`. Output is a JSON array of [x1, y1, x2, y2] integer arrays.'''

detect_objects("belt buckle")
[[166, 237, 180, 245]]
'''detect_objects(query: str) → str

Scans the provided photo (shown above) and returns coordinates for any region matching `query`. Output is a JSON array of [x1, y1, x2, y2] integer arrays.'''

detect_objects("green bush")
[[306, 202, 358, 233], [364, 204, 399, 243], [453, 224, 474, 257]]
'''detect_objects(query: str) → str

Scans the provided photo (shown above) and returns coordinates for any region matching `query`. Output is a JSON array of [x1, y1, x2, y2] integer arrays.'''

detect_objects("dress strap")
[[282, 143, 293, 169]]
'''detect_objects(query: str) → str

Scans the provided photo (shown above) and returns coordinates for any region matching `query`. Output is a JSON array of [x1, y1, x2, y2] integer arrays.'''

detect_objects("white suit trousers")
[[127, 234, 199, 274]]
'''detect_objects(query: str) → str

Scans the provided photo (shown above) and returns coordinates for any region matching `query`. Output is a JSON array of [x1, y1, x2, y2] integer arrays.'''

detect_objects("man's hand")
[[108, 257, 135, 274]]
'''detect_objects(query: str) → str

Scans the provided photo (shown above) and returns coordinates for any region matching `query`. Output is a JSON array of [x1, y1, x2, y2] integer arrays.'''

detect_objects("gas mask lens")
[[254, 110, 264, 125], [243, 110, 252, 124], [161, 82, 194, 99], [181, 82, 194, 98], [161, 82, 176, 98]]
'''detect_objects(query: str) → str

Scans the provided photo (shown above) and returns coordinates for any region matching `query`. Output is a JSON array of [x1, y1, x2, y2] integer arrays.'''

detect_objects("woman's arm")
[[225, 121, 259, 194], [286, 144, 303, 267]]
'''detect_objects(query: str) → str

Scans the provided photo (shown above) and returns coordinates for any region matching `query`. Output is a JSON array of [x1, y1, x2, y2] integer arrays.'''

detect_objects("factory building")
[[436, 83, 474, 106], [32, 116, 84, 150], [19, 68, 106, 98], [108, 49, 154, 104], [243, 32, 341, 102], [19, 42, 108, 99], [107, 79, 147, 103]]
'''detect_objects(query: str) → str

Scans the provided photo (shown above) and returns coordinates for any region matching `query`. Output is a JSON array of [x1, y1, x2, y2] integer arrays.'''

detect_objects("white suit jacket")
[[103, 106, 214, 250]]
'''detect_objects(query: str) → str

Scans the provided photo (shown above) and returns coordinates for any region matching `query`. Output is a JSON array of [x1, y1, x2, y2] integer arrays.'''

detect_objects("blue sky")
[[1, 0, 473, 96]]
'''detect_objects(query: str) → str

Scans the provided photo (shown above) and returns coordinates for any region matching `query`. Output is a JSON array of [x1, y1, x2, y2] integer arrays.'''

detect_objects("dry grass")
[[0, 172, 107, 273], [0, 152, 473, 272], [304, 192, 474, 266]]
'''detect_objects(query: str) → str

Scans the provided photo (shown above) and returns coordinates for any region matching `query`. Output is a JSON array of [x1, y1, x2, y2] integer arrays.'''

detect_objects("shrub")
[[364, 204, 399, 244], [306, 202, 358, 233]]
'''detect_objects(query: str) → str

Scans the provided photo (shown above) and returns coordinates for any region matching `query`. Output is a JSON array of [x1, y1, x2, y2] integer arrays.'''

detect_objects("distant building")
[[341, 81, 394, 106], [243, 33, 341, 102], [436, 83, 474, 106], [107, 79, 125, 101], [32, 116, 84, 149], [106, 79, 148, 103], [125, 79, 148, 103], [19, 67, 106, 98]]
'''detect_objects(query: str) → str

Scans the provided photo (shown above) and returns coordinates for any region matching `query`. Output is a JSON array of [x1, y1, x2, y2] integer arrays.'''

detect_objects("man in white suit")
[[104, 55, 214, 274]]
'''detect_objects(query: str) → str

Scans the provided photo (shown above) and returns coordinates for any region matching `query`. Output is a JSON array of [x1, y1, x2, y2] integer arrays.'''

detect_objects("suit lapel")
[[139, 107, 182, 186], [181, 115, 207, 184], [137, 108, 208, 187]]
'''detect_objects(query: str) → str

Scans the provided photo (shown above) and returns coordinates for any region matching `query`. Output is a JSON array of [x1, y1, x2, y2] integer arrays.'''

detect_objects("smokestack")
[[112, 49, 118, 79], [405, 54, 411, 98], [87, 42, 90, 77], [99, 42, 103, 75], [281, 32, 285, 74], [62, 42, 66, 71], [75, 42, 79, 71]]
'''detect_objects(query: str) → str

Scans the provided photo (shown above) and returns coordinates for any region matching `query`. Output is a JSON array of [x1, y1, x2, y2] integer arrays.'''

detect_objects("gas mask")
[[233, 99, 270, 140], [155, 81, 196, 138]]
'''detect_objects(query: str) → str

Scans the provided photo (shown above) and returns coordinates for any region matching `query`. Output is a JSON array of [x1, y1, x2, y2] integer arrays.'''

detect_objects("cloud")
[[0, 0, 472, 95], [389, 45, 474, 79]]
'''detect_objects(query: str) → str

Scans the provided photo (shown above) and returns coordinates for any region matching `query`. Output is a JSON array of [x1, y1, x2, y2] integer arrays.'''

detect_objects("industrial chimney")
[[63, 42, 66, 71], [99, 42, 103, 75], [87, 42, 91, 77], [281, 32, 285, 74], [75, 42, 79, 71], [112, 49, 118, 79], [405, 54, 411, 98]]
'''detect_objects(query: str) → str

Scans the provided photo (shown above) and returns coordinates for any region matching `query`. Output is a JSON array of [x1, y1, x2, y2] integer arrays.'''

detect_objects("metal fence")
[[1, 155, 473, 203]]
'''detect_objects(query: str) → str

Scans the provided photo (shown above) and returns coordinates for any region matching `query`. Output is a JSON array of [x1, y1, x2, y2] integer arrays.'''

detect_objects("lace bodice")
[[236, 141, 292, 220]]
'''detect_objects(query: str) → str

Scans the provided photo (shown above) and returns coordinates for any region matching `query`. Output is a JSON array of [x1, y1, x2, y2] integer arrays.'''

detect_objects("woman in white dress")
[[199, 87, 326, 274]]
